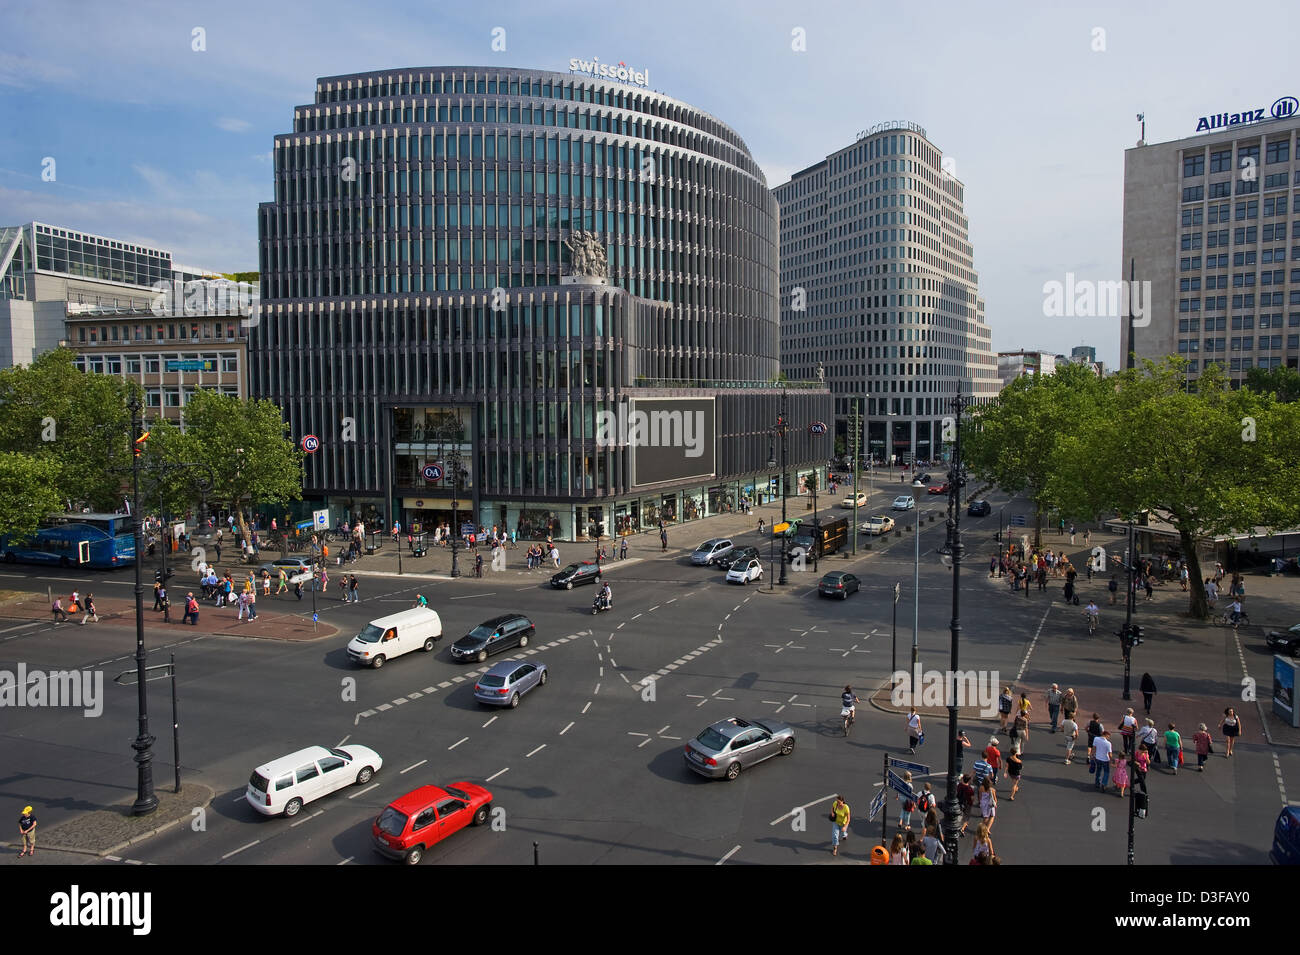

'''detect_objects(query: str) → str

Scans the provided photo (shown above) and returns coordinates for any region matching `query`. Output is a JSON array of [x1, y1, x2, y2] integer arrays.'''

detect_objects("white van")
[[346, 607, 443, 668]]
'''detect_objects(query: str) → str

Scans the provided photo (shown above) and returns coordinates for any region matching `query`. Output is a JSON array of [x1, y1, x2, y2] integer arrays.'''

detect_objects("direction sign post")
[[888, 756, 931, 776], [868, 788, 887, 822], [115, 658, 182, 794]]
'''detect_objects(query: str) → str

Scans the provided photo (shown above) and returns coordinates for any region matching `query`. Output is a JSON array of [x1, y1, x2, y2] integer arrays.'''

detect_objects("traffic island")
[[15, 782, 216, 857]]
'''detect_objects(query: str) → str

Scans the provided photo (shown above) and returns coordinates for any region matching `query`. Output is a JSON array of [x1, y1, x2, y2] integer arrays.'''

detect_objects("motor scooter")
[[592, 591, 612, 614]]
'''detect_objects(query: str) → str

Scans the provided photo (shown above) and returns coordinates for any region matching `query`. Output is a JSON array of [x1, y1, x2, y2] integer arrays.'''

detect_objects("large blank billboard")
[[622, 397, 717, 488]]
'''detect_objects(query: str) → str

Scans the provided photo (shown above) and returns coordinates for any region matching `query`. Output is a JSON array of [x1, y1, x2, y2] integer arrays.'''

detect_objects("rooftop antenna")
[[1136, 113, 1145, 146]]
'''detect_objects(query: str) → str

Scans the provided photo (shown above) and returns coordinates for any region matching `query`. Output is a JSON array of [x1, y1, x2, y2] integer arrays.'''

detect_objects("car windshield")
[[467, 624, 495, 640], [376, 806, 408, 837], [696, 542, 715, 552], [479, 675, 506, 687], [355, 624, 383, 644], [695, 727, 730, 751], [559, 564, 582, 575]]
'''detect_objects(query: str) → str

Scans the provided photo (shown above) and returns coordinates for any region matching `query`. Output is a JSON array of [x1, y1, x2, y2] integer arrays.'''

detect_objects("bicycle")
[[1216, 609, 1250, 630], [841, 706, 856, 736], [1083, 611, 1098, 636]]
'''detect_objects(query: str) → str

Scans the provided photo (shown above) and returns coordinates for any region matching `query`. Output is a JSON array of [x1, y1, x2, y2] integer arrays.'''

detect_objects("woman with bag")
[[829, 795, 850, 857], [1221, 707, 1243, 757], [1138, 717, 1161, 765], [1192, 724, 1213, 771], [1118, 707, 1138, 755], [997, 686, 1013, 732], [979, 777, 997, 832], [1164, 722, 1183, 774]]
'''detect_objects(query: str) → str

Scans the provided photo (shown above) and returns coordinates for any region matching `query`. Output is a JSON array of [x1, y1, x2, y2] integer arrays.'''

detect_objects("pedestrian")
[[1069, 524, 1076, 545], [888, 833, 909, 865], [69, 589, 80, 613], [1164, 722, 1183, 773], [923, 823, 948, 864], [1140, 672, 1157, 715], [18, 806, 36, 858], [907, 706, 923, 753], [1221, 707, 1242, 757], [1086, 714, 1104, 764], [247, 588, 257, 621], [758, 517, 765, 535], [1138, 717, 1160, 765], [1006, 749, 1023, 800], [1062, 687, 1079, 728], [1108, 574, 1118, 605], [474, 552, 483, 578], [349, 574, 359, 604], [619, 537, 628, 560], [277, 568, 288, 595], [973, 752, 994, 790], [997, 686, 1013, 732], [1083, 528, 1091, 547], [262, 571, 271, 596], [971, 822, 995, 865], [989, 554, 998, 578], [659, 528, 668, 552], [1093, 730, 1113, 790], [1193, 723, 1213, 771], [955, 728, 972, 777], [177, 590, 197, 624], [1113, 753, 1130, 797], [159, 585, 170, 622], [414, 593, 428, 608], [898, 771, 915, 830], [979, 777, 997, 832], [1205, 577, 1218, 608], [1180, 564, 1189, 592], [1011, 710, 1029, 756], [956, 774, 976, 835], [1062, 712, 1079, 764], [236, 590, 248, 622], [983, 737, 1002, 786], [1119, 707, 1137, 754], [321, 566, 329, 593], [830, 795, 850, 857], [917, 782, 936, 818], [1132, 747, 1150, 794], [1037, 564, 1047, 591], [80, 593, 99, 625], [294, 578, 303, 601], [551, 546, 561, 568], [1045, 683, 1063, 733], [152, 580, 163, 611]]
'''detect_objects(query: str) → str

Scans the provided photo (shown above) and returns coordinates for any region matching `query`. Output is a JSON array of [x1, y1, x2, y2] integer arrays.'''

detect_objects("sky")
[[3, 0, 1297, 369]]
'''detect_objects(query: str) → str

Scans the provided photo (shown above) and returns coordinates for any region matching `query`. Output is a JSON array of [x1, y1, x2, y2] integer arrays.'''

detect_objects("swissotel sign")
[[568, 57, 650, 87], [1195, 95, 1297, 132]]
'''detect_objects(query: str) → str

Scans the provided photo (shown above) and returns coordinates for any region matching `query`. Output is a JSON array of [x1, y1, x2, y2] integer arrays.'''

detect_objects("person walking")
[[983, 737, 1002, 786], [906, 707, 923, 754], [1132, 747, 1150, 795], [1085, 713, 1104, 764], [1118, 708, 1138, 755], [294, 577, 303, 601], [1061, 687, 1079, 729], [183, 592, 200, 626], [18, 806, 36, 858], [659, 526, 668, 552], [888, 833, 909, 865], [1139, 672, 1157, 715], [1108, 574, 1118, 605], [979, 777, 997, 833], [236, 589, 248, 623], [1138, 717, 1160, 766], [830, 795, 850, 857], [619, 536, 628, 560], [1164, 723, 1183, 774], [1192, 723, 1213, 771], [956, 774, 976, 835], [1083, 528, 1091, 547], [897, 771, 917, 831], [1221, 707, 1242, 757], [923, 823, 948, 865], [971, 822, 995, 865], [1006, 750, 1024, 800], [1093, 730, 1113, 791], [1011, 709, 1029, 756], [474, 552, 483, 578], [159, 585, 170, 622], [262, 571, 271, 597], [320, 565, 329, 593], [246, 588, 257, 621], [551, 545, 561, 569], [152, 580, 163, 612], [349, 574, 360, 604], [997, 686, 1013, 733], [1062, 712, 1079, 764], [277, 568, 288, 595], [79, 593, 99, 625], [1045, 684, 1063, 733], [1113, 753, 1130, 797]]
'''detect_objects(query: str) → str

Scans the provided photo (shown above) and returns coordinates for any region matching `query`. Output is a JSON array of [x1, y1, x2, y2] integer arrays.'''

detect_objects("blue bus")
[[0, 513, 136, 569]]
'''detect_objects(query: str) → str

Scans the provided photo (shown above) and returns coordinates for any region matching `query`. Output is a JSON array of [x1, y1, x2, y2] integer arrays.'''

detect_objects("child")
[[1113, 754, 1130, 797], [888, 833, 909, 865]]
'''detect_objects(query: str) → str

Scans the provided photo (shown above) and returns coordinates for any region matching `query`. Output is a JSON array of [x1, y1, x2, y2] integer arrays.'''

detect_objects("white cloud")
[[216, 117, 253, 133], [0, 51, 78, 89]]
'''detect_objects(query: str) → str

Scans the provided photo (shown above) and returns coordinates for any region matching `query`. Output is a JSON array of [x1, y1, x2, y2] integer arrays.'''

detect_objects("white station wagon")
[[245, 744, 383, 818]]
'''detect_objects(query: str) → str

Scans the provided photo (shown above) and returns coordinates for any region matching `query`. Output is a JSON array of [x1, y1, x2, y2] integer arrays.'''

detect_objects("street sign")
[[422, 463, 443, 481], [295, 520, 313, 531], [889, 756, 930, 775], [114, 663, 175, 685], [302, 435, 321, 453], [1010, 515, 1026, 526], [886, 770, 916, 801], [868, 789, 887, 821], [313, 509, 329, 529], [165, 359, 215, 372], [312, 612, 318, 622], [772, 521, 790, 534]]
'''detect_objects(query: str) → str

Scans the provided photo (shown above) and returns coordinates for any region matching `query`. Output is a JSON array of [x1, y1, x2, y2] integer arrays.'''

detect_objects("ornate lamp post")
[[435, 415, 467, 579], [771, 387, 789, 586], [941, 392, 969, 863]]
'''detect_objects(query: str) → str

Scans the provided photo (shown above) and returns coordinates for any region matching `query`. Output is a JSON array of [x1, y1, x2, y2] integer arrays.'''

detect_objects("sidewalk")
[[1, 590, 339, 643]]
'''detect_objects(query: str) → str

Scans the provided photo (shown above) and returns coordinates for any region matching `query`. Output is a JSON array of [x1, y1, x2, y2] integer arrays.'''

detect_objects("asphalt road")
[[2, 483, 1295, 866]]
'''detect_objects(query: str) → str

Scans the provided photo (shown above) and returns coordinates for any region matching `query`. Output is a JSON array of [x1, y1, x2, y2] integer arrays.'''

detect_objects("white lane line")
[[391, 698, 408, 706], [649, 605, 660, 612], [599, 666, 604, 677], [347, 782, 380, 800], [667, 598, 677, 603], [560, 721, 575, 735], [449, 737, 469, 750], [407, 691, 423, 700], [582, 701, 592, 714], [593, 638, 601, 648], [336, 735, 351, 747], [594, 683, 601, 694], [0, 622, 40, 635], [637, 737, 653, 748], [632, 613, 642, 620], [628, 731, 649, 737], [483, 715, 499, 728], [336, 857, 354, 865], [401, 759, 428, 774], [452, 676, 466, 683], [610, 658, 617, 668], [486, 767, 509, 782], [725, 614, 731, 621], [598, 652, 603, 662], [438, 681, 453, 688], [222, 840, 260, 859], [619, 673, 630, 683], [232, 794, 246, 803], [289, 809, 325, 828], [376, 703, 392, 711], [717, 845, 742, 865], [617, 622, 626, 629], [1014, 604, 1054, 683], [770, 794, 839, 826], [733, 605, 741, 612], [526, 744, 546, 757], [449, 592, 497, 599]]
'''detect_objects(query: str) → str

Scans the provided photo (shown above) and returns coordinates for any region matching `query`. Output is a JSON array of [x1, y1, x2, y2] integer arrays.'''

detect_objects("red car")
[[372, 783, 493, 864], [927, 483, 950, 495]]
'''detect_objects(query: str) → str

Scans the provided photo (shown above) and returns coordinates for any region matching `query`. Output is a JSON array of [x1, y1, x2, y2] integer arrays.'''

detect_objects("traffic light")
[[1134, 791, 1148, 818], [1129, 625, 1144, 647]]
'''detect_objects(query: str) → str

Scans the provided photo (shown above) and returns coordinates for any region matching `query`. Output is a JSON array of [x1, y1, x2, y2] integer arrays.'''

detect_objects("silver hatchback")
[[683, 716, 795, 780], [473, 660, 549, 708]]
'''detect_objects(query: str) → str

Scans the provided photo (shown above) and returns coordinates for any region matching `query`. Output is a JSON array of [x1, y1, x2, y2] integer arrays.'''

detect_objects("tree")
[[0, 349, 136, 511], [0, 453, 66, 539], [1046, 359, 1300, 619], [964, 363, 1110, 550], [1243, 365, 1300, 403], [141, 390, 303, 551]]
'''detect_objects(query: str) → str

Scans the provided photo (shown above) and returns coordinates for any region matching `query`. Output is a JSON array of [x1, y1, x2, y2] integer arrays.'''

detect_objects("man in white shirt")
[[1093, 730, 1113, 791]]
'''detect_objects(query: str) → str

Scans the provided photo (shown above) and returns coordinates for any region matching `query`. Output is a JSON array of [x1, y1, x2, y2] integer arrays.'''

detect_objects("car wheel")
[[371, 655, 385, 669], [283, 797, 303, 818], [565, 581, 573, 590], [518, 633, 529, 647], [539, 669, 548, 685], [780, 737, 795, 756], [355, 766, 374, 785], [404, 845, 424, 866], [2, 552, 12, 563], [472, 804, 490, 826], [741, 576, 748, 586], [477, 649, 488, 663], [509, 693, 520, 709], [423, 637, 436, 652], [725, 761, 742, 781], [841, 591, 848, 600]]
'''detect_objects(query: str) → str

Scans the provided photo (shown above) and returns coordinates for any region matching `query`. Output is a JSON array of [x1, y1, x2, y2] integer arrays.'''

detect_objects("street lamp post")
[[891, 582, 901, 688], [128, 397, 157, 816], [911, 478, 925, 674], [851, 398, 860, 556], [941, 392, 969, 864], [1123, 519, 1135, 701], [774, 387, 789, 586]]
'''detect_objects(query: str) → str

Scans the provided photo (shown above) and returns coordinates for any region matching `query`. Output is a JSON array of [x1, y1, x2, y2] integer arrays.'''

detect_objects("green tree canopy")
[[0, 452, 66, 539], [1243, 365, 1300, 403]]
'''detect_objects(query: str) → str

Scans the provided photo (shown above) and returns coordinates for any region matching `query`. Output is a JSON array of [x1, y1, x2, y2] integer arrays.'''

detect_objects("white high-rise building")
[[774, 122, 999, 466]]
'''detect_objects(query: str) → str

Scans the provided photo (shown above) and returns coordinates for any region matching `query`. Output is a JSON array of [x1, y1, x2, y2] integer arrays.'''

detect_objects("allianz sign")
[[1195, 95, 1297, 132]]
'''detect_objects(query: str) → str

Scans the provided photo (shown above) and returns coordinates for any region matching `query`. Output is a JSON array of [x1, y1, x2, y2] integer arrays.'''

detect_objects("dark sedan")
[[1266, 624, 1300, 657], [718, 545, 760, 571], [967, 500, 991, 517], [818, 571, 861, 599]]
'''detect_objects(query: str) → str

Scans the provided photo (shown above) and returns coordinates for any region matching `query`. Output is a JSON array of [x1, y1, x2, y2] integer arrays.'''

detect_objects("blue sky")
[[2, 0, 1297, 368]]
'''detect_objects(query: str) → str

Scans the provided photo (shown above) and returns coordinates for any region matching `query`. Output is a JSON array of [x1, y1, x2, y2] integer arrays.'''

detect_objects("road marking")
[[717, 845, 742, 865], [449, 737, 469, 750], [1014, 604, 1053, 682], [559, 721, 574, 735], [232, 794, 246, 803], [0, 622, 40, 635], [526, 744, 546, 757], [769, 794, 838, 826], [391, 697, 408, 706], [407, 691, 423, 699], [619, 673, 629, 683], [616, 622, 625, 630], [667, 598, 676, 603], [649, 605, 660, 612], [222, 840, 259, 859], [628, 731, 649, 737], [594, 683, 601, 694], [486, 767, 509, 782], [599, 666, 604, 677], [337, 857, 354, 865], [290, 809, 326, 828], [336, 735, 351, 747], [632, 613, 642, 620], [610, 658, 617, 668], [438, 681, 453, 688], [725, 614, 731, 621], [582, 701, 591, 714], [348, 783, 380, 799], [376, 703, 392, 711], [763, 642, 805, 654], [449, 592, 497, 599], [422, 686, 437, 694], [401, 759, 428, 774], [482, 715, 498, 728]]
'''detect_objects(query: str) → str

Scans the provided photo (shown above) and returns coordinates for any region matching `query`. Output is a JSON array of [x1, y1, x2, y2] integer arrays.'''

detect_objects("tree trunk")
[[1178, 527, 1210, 619], [1033, 502, 1043, 553]]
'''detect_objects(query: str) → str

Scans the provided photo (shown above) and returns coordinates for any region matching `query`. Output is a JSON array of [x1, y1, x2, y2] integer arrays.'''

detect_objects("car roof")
[[821, 571, 849, 578], [482, 658, 543, 676], [362, 606, 441, 630], [387, 784, 449, 814], [253, 745, 333, 777], [479, 613, 529, 627]]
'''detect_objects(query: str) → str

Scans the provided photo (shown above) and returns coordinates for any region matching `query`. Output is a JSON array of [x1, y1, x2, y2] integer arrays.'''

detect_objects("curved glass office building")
[[252, 66, 828, 539]]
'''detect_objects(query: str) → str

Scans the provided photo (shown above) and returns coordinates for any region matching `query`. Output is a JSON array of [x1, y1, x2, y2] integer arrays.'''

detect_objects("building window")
[[145, 357, 160, 373], [1209, 150, 1232, 173], [1182, 185, 1204, 202], [1266, 139, 1291, 164]]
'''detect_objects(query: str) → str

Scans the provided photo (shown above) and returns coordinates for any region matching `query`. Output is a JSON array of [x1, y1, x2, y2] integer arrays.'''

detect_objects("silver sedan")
[[683, 716, 795, 780]]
